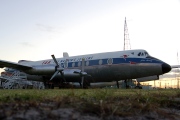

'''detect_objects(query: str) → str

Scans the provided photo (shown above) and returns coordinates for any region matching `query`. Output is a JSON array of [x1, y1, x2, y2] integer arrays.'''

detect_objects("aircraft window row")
[[71, 61, 90, 67], [70, 58, 114, 67]]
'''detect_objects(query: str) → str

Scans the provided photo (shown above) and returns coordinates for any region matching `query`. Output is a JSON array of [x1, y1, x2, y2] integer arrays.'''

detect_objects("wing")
[[171, 65, 180, 68], [0, 60, 32, 71]]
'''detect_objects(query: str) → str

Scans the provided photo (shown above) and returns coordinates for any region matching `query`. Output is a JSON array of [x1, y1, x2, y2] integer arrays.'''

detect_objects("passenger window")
[[72, 62, 75, 67], [86, 61, 89, 66], [99, 59, 103, 65], [107, 58, 113, 65], [78, 62, 81, 67]]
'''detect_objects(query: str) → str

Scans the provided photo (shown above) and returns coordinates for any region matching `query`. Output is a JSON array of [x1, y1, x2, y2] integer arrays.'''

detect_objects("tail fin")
[[63, 52, 69, 58]]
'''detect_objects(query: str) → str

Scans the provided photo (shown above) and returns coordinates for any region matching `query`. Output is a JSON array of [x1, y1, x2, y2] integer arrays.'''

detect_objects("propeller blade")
[[116, 80, 119, 88], [51, 54, 59, 66], [50, 71, 59, 81], [60, 71, 66, 83], [81, 58, 85, 88], [81, 76, 84, 88], [82, 58, 85, 72]]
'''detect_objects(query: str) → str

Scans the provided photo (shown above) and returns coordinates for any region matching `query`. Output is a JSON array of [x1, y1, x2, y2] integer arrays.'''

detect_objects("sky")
[[0, 0, 180, 64], [0, 0, 180, 81]]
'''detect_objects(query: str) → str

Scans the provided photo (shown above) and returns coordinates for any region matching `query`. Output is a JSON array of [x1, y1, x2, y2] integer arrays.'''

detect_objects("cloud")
[[36, 24, 55, 32], [20, 42, 34, 47], [35, 24, 65, 36]]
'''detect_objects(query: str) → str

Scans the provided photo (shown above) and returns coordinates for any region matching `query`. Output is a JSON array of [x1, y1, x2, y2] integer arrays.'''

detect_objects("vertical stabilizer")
[[63, 52, 69, 58]]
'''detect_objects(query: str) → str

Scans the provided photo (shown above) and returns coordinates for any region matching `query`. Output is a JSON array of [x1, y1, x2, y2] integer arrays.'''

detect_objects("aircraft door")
[[64, 59, 68, 68]]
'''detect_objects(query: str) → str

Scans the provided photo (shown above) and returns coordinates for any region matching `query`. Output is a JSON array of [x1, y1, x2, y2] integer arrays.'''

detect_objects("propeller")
[[50, 54, 66, 82]]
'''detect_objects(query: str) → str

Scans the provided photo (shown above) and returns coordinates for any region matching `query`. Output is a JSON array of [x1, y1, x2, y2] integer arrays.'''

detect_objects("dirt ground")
[[0, 101, 179, 120]]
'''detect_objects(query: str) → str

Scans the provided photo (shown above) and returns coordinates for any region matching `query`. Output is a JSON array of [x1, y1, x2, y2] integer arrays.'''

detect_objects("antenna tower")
[[123, 17, 131, 50], [177, 51, 180, 89], [177, 51, 179, 65]]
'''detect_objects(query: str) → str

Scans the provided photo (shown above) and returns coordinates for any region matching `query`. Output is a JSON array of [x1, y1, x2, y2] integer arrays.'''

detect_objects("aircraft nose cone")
[[162, 63, 171, 74]]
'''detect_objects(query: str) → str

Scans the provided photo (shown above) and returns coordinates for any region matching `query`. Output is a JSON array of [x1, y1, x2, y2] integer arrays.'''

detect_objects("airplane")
[[0, 49, 172, 88]]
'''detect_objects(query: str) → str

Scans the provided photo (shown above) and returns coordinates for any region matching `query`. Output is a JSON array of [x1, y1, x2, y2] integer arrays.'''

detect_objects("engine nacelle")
[[25, 65, 56, 75], [63, 69, 81, 77], [25, 66, 81, 78]]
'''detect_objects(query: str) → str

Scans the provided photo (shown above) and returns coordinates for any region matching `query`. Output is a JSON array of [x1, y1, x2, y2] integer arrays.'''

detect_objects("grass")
[[0, 89, 180, 117]]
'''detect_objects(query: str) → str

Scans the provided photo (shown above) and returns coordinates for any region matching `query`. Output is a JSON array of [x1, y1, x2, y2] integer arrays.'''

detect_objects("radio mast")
[[123, 17, 131, 50], [177, 51, 179, 89]]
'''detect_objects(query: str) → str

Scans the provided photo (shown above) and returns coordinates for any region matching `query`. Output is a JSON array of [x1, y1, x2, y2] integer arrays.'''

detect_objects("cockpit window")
[[145, 52, 148, 56], [138, 51, 149, 56]]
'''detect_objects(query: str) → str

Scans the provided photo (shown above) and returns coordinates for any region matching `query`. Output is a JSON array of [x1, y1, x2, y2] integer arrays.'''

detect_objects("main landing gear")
[[135, 82, 142, 89], [79, 79, 90, 89]]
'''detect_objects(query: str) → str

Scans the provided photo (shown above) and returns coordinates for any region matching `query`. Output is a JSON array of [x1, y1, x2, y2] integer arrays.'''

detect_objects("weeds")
[[0, 89, 179, 117]]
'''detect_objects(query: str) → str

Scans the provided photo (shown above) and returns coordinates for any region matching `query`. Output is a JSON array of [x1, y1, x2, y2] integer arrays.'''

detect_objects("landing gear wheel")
[[135, 86, 142, 89]]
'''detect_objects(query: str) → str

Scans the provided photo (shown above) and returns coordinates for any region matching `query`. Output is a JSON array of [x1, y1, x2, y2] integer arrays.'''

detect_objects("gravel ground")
[[0, 101, 179, 120]]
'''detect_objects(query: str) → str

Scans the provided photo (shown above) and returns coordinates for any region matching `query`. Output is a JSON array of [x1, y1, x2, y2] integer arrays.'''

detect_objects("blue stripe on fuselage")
[[66, 57, 162, 68]]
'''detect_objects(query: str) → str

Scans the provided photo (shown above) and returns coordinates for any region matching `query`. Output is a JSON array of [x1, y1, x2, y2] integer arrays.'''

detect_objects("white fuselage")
[[16, 49, 171, 83]]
